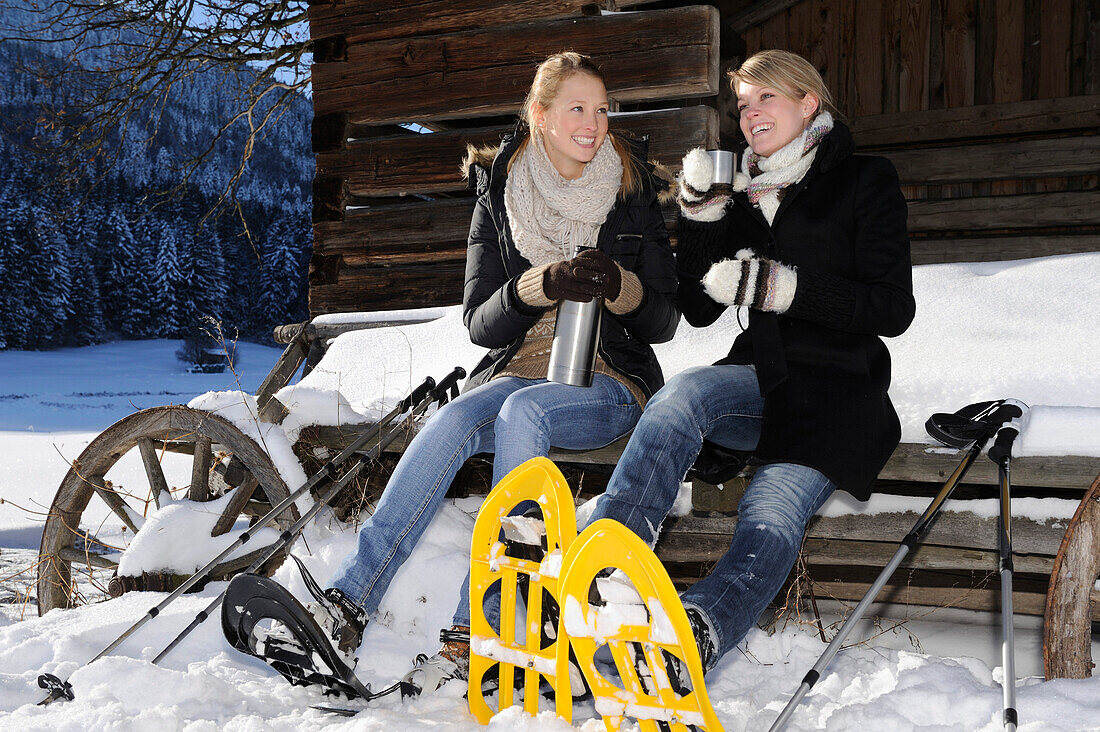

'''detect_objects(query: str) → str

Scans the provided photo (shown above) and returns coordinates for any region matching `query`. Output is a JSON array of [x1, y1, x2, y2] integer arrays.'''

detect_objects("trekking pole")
[[988, 416, 1025, 731], [147, 366, 465, 667], [37, 369, 461, 705], [769, 399, 1025, 732]]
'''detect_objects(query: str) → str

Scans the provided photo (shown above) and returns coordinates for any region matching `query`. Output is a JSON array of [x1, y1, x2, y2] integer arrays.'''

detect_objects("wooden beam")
[[655, 526, 1057, 575], [849, 95, 1100, 149], [724, 0, 802, 34], [909, 234, 1100, 265], [886, 136, 1100, 185], [317, 107, 718, 198], [313, 197, 680, 260], [306, 0, 665, 45], [907, 191, 1100, 234], [304, 422, 1100, 493], [311, 6, 720, 124]]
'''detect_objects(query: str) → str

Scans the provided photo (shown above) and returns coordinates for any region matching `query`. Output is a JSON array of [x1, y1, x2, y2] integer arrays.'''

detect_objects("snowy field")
[[1, 253, 1099, 730]]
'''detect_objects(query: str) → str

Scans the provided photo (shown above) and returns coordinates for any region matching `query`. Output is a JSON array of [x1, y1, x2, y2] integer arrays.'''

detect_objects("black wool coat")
[[462, 132, 680, 400], [677, 122, 916, 499]]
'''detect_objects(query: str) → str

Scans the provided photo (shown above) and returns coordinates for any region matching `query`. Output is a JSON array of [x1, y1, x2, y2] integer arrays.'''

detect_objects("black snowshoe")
[[221, 559, 388, 701]]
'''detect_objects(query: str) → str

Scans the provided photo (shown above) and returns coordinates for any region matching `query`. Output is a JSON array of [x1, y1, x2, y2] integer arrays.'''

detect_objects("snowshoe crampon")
[[468, 457, 578, 723], [222, 572, 374, 700], [558, 519, 724, 732]]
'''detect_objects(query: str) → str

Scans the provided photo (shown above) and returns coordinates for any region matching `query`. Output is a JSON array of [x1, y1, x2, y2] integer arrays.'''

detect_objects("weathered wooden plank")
[[308, 418, 1100, 492], [907, 191, 1100, 234], [307, 0, 664, 45], [1039, 0, 1074, 99], [655, 530, 1056, 575], [786, 0, 814, 66], [317, 108, 718, 198], [849, 95, 1100, 148], [909, 234, 1100, 265], [879, 442, 1100, 491], [942, 0, 976, 108], [662, 510, 1066, 558], [725, 0, 803, 34], [926, 0, 944, 111], [898, 0, 930, 111], [309, 260, 469, 315], [311, 6, 721, 125], [805, 579, 1056, 617], [993, 0, 1025, 103], [882, 0, 903, 114], [852, 0, 884, 117], [314, 196, 680, 259], [886, 135, 1100, 185]]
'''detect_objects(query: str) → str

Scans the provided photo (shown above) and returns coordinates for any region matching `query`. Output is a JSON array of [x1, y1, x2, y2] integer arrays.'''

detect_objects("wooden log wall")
[[734, 0, 1100, 265], [306, 0, 1097, 315], [306, 1, 721, 315]]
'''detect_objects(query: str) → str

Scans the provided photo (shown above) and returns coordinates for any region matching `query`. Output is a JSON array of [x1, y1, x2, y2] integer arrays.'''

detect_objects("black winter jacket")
[[462, 132, 680, 400], [678, 122, 915, 499]]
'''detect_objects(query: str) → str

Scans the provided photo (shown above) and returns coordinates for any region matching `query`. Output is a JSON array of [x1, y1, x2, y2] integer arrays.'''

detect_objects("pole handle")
[[431, 367, 466, 403]]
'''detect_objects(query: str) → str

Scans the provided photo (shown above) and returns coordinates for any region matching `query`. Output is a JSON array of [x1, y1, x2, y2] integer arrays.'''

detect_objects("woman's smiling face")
[[533, 73, 609, 179], [737, 81, 818, 157]]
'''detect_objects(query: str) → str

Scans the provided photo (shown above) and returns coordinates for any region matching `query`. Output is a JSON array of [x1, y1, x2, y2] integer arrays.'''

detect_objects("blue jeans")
[[329, 374, 640, 626], [585, 364, 835, 667]]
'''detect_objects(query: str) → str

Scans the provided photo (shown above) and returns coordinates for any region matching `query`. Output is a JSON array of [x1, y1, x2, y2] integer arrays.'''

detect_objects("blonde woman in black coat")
[[585, 49, 915, 674]]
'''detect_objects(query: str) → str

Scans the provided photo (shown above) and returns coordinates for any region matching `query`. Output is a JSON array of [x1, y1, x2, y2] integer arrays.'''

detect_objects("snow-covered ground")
[[2, 253, 1100, 730]]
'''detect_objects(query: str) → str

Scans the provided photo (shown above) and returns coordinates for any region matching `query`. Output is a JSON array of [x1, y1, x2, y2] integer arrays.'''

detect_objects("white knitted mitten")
[[702, 248, 797, 312]]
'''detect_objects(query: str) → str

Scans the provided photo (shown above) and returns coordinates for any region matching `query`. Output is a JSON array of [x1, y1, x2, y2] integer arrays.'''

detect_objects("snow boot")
[[221, 556, 371, 700], [400, 626, 471, 697], [558, 518, 724, 731], [468, 457, 579, 724]]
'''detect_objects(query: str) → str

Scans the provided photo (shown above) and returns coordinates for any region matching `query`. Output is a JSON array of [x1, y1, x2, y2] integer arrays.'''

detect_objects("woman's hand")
[[702, 248, 797, 313], [677, 148, 731, 222], [571, 249, 623, 301], [543, 259, 603, 302]]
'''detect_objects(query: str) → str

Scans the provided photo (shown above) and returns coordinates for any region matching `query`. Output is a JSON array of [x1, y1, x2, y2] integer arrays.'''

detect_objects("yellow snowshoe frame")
[[557, 519, 724, 732], [468, 457, 578, 723]]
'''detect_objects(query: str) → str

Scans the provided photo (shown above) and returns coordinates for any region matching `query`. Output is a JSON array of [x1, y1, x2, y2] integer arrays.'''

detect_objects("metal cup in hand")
[[705, 150, 736, 186]]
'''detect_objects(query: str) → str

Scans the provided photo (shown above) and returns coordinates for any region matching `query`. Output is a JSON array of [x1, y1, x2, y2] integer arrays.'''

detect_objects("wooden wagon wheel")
[[1044, 473, 1100, 679], [37, 405, 296, 615]]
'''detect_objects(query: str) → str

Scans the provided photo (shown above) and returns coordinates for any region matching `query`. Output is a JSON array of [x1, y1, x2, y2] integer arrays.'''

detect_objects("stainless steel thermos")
[[547, 245, 602, 387]]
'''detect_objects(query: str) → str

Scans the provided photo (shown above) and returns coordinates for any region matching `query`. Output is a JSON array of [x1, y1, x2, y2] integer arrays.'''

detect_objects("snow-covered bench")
[[256, 252, 1100, 678]]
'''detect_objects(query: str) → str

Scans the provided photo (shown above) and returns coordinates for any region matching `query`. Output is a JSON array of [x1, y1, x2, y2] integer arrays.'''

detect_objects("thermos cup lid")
[[705, 150, 736, 185]]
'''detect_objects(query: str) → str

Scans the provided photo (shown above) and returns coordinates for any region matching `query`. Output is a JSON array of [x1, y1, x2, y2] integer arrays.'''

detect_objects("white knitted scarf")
[[505, 134, 623, 267], [741, 111, 834, 224]]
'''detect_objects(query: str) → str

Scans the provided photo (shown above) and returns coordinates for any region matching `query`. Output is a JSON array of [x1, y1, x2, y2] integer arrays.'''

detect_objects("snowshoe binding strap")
[[221, 572, 379, 701], [925, 399, 1026, 449]]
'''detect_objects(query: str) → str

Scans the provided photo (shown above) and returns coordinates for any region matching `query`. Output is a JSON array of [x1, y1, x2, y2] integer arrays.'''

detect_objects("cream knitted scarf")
[[741, 111, 834, 224], [505, 134, 623, 267]]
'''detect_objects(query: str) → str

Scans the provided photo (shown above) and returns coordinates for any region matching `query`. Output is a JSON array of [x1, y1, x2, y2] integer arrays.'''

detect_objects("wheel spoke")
[[57, 547, 118, 569], [211, 474, 259, 537], [188, 435, 212, 501], [87, 474, 143, 535], [137, 437, 171, 510]]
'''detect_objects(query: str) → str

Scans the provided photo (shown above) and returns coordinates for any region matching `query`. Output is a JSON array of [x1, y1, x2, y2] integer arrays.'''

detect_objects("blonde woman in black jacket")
[[245, 52, 678, 698], [585, 49, 915, 674]]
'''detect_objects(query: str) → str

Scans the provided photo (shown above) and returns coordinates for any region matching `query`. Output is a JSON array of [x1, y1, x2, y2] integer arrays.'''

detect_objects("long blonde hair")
[[729, 49, 839, 119], [510, 51, 643, 198]]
